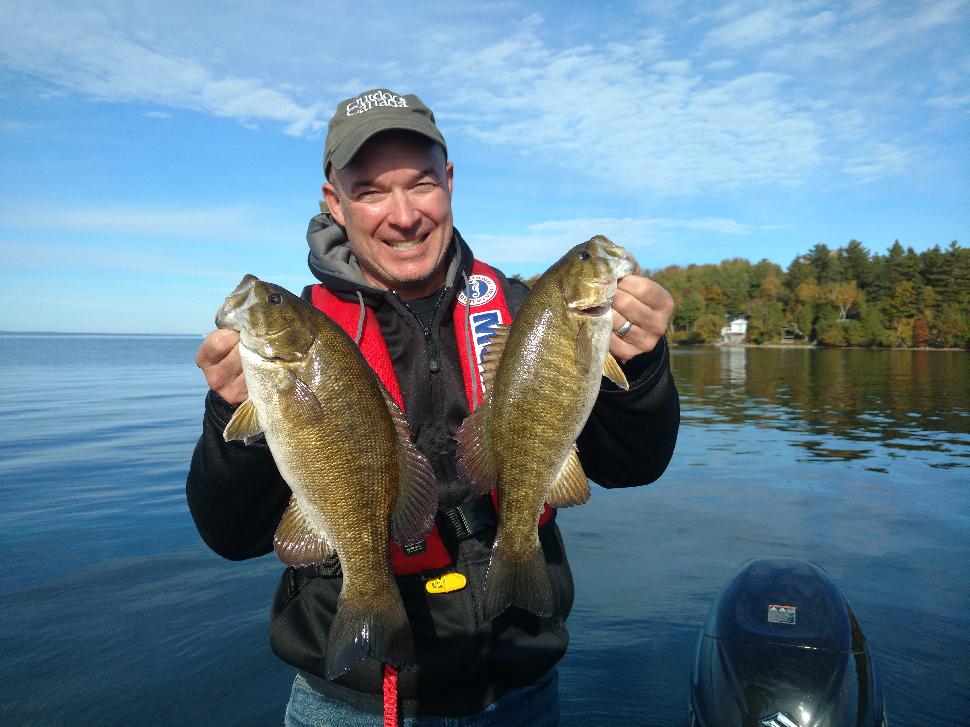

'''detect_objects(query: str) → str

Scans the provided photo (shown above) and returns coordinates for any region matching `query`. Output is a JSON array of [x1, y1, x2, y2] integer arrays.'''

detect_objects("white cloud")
[[0, 119, 40, 133], [1, 0, 966, 195], [431, 2, 969, 193], [926, 93, 970, 109], [1, 204, 270, 240], [0, 2, 326, 136], [0, 239, 217, 277], [465, 214, 781, 267], [437, 32, 825, 192], [529, 216, 779, 236], [703, 5, 801, 50], [842, 142, 917, 181]]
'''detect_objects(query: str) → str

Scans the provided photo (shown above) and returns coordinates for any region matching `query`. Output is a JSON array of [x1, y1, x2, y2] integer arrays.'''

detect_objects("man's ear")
[[322, 182, 345, 225]]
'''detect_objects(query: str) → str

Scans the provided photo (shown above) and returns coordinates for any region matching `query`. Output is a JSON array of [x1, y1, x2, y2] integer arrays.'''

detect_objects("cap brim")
[[329, 116, 447, 170]]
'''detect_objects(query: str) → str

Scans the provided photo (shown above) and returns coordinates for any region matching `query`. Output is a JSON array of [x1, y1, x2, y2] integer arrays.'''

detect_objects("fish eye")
[[579, 250, 591, 261], [268, 293, 282, 304]]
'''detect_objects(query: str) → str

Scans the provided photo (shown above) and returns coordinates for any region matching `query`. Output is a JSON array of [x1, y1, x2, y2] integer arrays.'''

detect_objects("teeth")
[[388, 239, 422, 250]]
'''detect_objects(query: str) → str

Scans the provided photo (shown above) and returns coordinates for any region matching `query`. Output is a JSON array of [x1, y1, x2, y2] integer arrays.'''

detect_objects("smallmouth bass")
[[215, 275, 437, 677], [456, 236, 636, 620]]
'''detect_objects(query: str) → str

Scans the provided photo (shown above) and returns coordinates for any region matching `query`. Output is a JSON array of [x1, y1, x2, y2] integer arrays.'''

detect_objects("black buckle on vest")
[[438, 495, 497, 543]]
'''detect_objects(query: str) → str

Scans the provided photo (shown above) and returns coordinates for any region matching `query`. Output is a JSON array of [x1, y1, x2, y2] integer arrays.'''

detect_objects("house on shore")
[[719, 317, 748, 344]]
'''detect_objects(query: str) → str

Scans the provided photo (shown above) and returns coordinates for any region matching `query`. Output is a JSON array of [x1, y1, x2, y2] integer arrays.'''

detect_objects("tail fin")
[[483, 539, 554, 621], [325, 590, 414, 679]]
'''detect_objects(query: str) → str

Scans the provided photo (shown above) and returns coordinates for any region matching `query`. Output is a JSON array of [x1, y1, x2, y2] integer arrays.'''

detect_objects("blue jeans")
[[284, 669, 559, 726]]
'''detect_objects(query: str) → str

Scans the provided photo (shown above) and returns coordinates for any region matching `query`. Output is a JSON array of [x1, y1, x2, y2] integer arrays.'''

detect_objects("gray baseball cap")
[[323, 88, 447, 175]]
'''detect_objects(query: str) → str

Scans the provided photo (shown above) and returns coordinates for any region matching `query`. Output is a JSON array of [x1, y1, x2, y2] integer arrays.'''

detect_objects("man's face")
[[323, 131, 454, 300]]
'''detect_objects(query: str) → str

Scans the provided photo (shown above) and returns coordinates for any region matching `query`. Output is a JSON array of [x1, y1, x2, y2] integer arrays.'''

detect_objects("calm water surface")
[[0, 336, 967, 725]]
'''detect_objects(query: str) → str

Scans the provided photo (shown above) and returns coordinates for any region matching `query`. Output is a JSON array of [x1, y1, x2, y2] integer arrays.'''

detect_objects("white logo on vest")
[[457, 274, 498, 307], [345, 91, 409, 116]]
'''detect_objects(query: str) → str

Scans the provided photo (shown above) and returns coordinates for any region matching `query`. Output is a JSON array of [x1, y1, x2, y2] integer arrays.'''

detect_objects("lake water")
[[0, 336, 967, 725]]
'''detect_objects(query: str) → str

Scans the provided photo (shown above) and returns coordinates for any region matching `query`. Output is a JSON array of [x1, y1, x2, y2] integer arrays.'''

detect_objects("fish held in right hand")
[[216, 274, 438, 677]]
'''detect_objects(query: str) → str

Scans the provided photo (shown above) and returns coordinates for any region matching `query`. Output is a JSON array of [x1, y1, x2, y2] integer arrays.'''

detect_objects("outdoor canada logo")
[[457, 274, 498, 307], [345, 91, 408, 116]]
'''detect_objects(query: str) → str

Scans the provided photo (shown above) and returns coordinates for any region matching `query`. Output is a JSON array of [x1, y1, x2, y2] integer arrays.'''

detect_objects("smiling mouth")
[[384, 234, 427, 251]]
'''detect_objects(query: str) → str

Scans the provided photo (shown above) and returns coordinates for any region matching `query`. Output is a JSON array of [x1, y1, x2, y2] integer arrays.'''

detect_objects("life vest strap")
[[438, 495, 497, 542]]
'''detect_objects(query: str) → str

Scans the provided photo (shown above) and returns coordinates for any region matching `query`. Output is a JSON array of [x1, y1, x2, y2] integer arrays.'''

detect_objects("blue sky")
[[1, 0, 967, 334]]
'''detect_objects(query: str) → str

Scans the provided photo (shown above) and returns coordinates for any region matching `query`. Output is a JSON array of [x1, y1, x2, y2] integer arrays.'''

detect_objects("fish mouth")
[[216, 274, 258, 329], [575, 299, 613, 317]]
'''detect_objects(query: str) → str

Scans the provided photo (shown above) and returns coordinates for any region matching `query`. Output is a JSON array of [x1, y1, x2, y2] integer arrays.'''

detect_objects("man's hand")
[[195, 329, 248, 405], [609, 273, 675, 363]]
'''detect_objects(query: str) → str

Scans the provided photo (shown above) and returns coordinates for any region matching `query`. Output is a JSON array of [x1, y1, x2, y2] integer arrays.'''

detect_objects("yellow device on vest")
[[425, 572, 467, 594]]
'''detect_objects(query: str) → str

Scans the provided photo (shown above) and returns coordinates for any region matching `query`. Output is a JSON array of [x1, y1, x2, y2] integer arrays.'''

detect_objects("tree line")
[[643, 240, 969, 348]]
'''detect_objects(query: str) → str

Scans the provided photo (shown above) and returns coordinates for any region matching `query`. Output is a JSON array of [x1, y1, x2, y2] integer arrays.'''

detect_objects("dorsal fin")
[[380, 386, 438, 546], [455, 400, 496, 497], [478, 323, 511, 396], [546, 445, 591, 507]]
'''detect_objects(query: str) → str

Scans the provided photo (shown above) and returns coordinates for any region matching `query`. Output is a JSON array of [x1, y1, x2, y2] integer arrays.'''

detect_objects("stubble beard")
[[348, 226, 453, 297]]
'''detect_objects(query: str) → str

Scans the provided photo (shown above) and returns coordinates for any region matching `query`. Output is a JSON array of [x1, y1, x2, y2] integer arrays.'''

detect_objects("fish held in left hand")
[[456, 235, 637, 621], [215, 274, 437, 678]]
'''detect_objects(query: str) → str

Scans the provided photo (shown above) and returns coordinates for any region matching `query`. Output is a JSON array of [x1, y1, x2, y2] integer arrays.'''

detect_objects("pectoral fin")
[[575, 321, 593, 374], [380, 386, 438, 546], [223, 399, 263, 443], [546, 445, 591, 507], [603, 354, 629, 390], [274, 496, 335, 567]]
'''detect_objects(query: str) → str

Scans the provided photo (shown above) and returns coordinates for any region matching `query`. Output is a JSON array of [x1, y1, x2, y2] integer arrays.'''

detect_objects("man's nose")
[[386, 188, 421, 230]]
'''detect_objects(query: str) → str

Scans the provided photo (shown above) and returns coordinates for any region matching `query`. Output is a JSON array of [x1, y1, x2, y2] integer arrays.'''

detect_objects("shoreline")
[[672, 342, 968, 352]]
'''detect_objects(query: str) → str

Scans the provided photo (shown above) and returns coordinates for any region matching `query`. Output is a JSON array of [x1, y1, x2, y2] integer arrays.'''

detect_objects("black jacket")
[[186, 215, 680, 716]]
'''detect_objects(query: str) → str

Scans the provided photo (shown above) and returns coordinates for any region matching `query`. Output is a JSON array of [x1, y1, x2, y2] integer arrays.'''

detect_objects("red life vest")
[[310, 260, 553, 575]]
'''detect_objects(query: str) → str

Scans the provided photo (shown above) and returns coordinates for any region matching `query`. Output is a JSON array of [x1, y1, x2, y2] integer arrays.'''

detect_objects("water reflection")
[[672, 347, 969, 468], [720, 345, 747, 384]]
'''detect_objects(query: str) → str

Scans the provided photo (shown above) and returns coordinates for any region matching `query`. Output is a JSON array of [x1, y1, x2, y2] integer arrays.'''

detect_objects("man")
[[187, 88, 679, 725]]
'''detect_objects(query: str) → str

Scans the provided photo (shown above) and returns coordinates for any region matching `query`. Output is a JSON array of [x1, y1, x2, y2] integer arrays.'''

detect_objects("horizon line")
[[0, 330, 205, 338]]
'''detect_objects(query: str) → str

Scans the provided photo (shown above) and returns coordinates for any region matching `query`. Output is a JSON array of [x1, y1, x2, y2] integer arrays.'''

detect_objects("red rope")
[[383, 664, 399, 727]]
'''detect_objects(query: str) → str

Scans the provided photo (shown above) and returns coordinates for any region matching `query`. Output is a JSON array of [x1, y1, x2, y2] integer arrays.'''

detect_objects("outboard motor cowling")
[[689, 557, 887, 727]]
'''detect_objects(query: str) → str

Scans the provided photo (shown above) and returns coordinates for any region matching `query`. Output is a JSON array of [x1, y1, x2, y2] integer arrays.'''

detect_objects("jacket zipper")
[[392, 288, 448, 374]]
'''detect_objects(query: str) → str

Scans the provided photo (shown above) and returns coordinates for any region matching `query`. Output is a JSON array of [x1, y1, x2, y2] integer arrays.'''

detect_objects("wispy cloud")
[[529, 216, 781, 236], [466, 214, 781, 266], [427, 1, 968, 193], [1, 0, 966, 195], [0, 239, 219, 277], [1, 204, 288, 241], [435, 32, 824, 193], [926, 93, 970, 110], [0, 2, 326, 136]]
